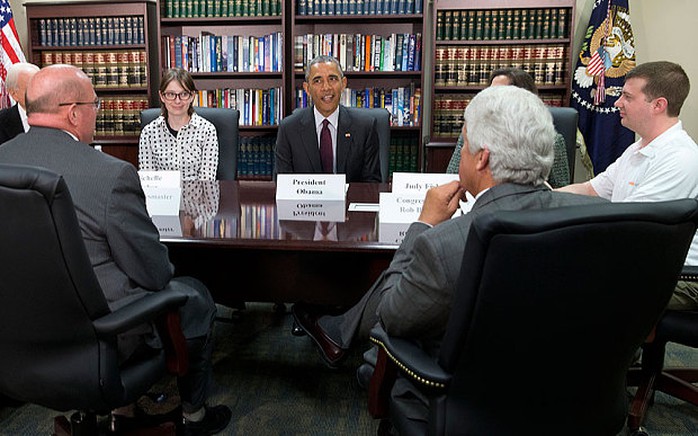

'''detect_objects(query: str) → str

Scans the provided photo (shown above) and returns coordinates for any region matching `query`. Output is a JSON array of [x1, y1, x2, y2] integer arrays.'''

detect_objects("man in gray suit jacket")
[[293, 86, 607, 370], [275, 55, 381, 182], [0, 65, 230, 434]]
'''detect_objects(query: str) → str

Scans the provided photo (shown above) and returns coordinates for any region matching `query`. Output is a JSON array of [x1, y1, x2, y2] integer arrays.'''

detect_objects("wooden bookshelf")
[[291, 0, 426, 176], [426, 0, 576, 172], [155, 0, 286, 180], [25, 0, 160, 166]]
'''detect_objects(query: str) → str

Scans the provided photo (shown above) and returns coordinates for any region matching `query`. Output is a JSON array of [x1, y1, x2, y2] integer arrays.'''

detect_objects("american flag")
[[1, 0, 26, 109], [587, 47, 608, 77]]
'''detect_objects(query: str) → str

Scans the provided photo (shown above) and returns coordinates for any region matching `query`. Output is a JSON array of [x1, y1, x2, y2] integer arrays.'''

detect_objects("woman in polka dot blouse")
[[139, 68, 219, 181]]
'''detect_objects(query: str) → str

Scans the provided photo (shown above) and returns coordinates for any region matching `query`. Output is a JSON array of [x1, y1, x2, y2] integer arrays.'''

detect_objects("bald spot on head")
[[26, 64, 92, 115], [26, 64, 97, 143]]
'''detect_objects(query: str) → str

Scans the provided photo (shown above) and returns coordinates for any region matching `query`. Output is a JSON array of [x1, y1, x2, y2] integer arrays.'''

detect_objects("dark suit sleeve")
[[377, 223, 456, 339], [106, 164, 174, 290], [361, 118, 381, 182], [274, 121, 294, 176]]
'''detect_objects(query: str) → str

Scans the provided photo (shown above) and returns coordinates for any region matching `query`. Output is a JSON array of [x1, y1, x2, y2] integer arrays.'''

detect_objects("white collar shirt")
[[590, 120, 698, 265]]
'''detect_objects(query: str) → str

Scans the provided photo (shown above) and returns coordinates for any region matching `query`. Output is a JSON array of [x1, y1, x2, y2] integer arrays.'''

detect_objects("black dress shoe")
[[292, 304, 347, 368], [183, 405, 232, 436]]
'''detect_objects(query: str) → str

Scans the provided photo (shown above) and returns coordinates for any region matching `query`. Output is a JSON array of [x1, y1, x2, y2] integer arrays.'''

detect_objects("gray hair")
[[5, 62, 39, 91], [305, 55, 344, 82], [464, 86, 555, 186]]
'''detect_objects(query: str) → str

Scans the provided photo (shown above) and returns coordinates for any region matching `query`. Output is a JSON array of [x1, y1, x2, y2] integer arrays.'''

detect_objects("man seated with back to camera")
[[0, 64, 231, 436], [274, 55, 381, 182], [291, 86, 607, 381], [558, 61, 698, 311]]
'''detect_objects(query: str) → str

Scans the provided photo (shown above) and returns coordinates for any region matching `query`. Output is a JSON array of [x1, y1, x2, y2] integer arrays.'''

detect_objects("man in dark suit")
[[0, 65, 231, 435], [275, 55, 381, 182], [292, 86, 608, 371], [0, 62, 39, 144]]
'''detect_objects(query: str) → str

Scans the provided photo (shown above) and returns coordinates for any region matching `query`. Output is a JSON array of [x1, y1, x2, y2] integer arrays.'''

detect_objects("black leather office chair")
[[0, 163, 190, 435], [141, 107, 240, 180], [369, 199, 698, 436], [548, 106, 578, 181], [627, 267, 698, 435], [346, 107, 391, 182]]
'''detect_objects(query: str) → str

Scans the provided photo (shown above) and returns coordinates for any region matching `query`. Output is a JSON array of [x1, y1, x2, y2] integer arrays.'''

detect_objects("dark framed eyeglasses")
[[161, 91, 193, 101], [58, 98, 101, 110]]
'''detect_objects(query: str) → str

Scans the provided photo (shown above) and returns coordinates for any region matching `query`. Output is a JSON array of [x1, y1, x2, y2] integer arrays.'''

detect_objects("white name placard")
[[276, 199, 346, 222], [150, 215, 183, 237], [378, 192, 424, 244], [138, 170, 181, 216], [391, 172, 459, 194], [139, 170, 181, 188], [276, 174, 346, 200]]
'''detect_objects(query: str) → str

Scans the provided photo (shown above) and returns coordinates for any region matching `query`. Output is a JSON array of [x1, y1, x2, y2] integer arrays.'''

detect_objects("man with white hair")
[[0, 62, 39, 144], [293, 86, 607, 369]]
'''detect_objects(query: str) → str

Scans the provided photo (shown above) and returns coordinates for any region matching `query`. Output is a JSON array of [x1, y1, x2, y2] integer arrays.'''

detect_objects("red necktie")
[[320, 119, 333, 173]]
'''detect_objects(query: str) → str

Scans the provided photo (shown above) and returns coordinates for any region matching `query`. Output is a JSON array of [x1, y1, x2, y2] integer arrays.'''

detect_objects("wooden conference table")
[[160, 181, 399, 308]]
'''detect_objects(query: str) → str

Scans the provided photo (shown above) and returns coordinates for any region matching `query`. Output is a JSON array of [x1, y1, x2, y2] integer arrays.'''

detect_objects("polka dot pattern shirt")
[[138, 112, 219, 181]]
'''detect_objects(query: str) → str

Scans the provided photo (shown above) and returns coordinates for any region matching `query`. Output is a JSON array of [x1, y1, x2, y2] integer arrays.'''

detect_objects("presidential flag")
[[1, 0, 26, 109], [571, 0, 635, 174]]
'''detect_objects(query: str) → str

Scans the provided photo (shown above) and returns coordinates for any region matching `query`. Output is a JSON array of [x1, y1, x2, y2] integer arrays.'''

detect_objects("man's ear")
[[67, 106, 79, 126], [654, 97, 669, 114], [476, 148, 490, 171]]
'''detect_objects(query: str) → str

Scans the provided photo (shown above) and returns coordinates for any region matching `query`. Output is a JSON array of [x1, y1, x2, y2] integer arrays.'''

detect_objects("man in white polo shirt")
[[560, 61, 698, 309]]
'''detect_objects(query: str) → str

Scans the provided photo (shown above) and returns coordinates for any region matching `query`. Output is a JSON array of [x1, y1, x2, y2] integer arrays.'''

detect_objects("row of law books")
[[435, 60, 567, 88], [294, 33, 421, 73], [389, 134, 419, 175], [37, 17, 144, 47], [296, 0, 423, 15], [95, 97, 149, 137], [436, 8, 570, 42], [237, 135, 276, 179], [434, 45, 568, 87], [162, 32, 283, 73], [41, 50, 148, 89], [295, 85, 421, 127], [432, 93, 564, 138], [163, 0, 282, 18], [194, 87, 282, 126]]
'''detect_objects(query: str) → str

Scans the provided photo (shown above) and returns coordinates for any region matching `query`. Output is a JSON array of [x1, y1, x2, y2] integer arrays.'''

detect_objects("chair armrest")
[[680, 265, 698, 282], [367, 325, 451, 418], [92, 289, 189, 337], [369, 325, 451, 389]]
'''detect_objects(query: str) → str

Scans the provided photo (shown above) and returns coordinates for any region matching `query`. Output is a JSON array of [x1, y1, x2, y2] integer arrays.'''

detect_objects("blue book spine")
[[414, 0, 422, 14], [414, 33, 421, 71], [401, 33, 408, 71], [407, 33, 415, 71]]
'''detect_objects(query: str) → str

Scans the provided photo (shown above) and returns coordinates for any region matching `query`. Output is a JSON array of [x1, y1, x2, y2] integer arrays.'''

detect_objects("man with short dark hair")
[[559, 61, 698, 310], [0, 64, 231, 435], [274, 55, 381, 182]]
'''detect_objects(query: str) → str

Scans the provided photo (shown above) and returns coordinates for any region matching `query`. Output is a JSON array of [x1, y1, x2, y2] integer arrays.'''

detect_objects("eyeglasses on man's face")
[[161, 91, 193, 101], [58, 98, 101, 110]]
